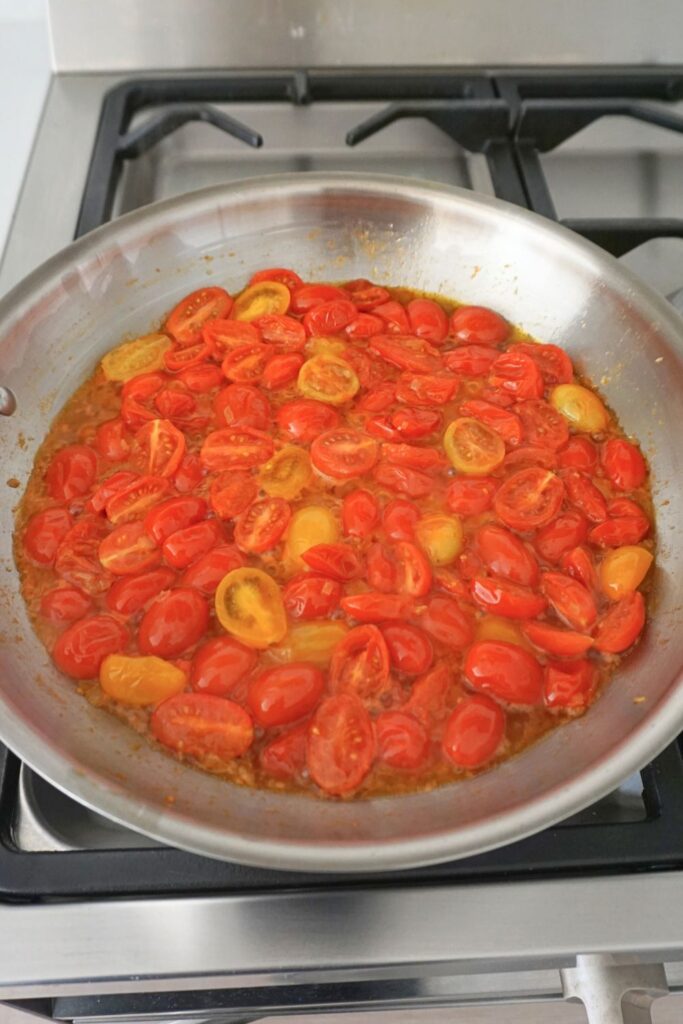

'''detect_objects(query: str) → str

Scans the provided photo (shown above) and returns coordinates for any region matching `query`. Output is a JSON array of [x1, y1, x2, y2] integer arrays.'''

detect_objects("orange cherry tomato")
[[443, 695, 506, 768], [522, 621, 594, 657], [445, 476, 497, 516], [464, 641, 543, 707], [260, 722, 308, 781], [544, 659, 597, 711], [476, 524, 539, 586], [163, 519, 225, 569], [342, 488, 380, 538], [181, 544, 245, 595], [534, 510, 588, 564], [416, 595, 474, 648], [40, 585, 92, 625], [100, 653, 186, 707], [106, 567, 176, 616], [151, 693, 254, 761], [302, 543, 362, 581], [407, 298, 448, 344], [166, 287, 232, 345], [234, 498, 291, 554], [599, 545, 653, 600], [144, 496, 208, 544], [489, 350, 544, 400], [381, 622, 433, 675], [53, 614, 128, 680], [215, 567, 287, 648], [311, 428, 379, 479], [200, 428, 274, 471], [45, 445, 97, 503], [449, 305, 509, 346], [283, 574, 342, 619], [138, 588, 209, 658], [601, 438, 646, 491], [99, 522, 161, 576], [189, 636, 257, 699], [470, 576, 547, 619], [330, 624, 391, 703], [517, 399, 569, 450], [542, 571, 597, 630], [494, 468, 565, 531], [593, 590, 646, 654], [248, 662, 325, 727], [307, 693, 375, 794], [376, 711, 430, 770], [340, 592, 413, 623], [233, 281, 291, 322], [209, 471, 258, 519], [23, 508, 73, 566], [369, 334, 440, 374], [444, 417, 505, 475], [297, 355, 360, 405]]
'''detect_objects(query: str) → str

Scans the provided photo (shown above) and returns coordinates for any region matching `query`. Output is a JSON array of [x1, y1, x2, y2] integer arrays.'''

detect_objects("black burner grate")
[[3, 66, 683, 901]]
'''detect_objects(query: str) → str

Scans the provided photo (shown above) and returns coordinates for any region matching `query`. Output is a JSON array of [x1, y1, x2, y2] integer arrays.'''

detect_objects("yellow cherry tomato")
[[600, 545, 653, 600], [99, 654, 186, 706], [215, 567, 287, 648], [443, 417, 505, 475], [415, 513, 464, 566], [284, 504, 340, 569], [275, 621, 349, 667], [297, 355, 360, 405], [232, 281, 290, 322], [259, 445, 312, 500], [475, 615, 531, 650], [101, 332, 171, 382], [550, 384, 610, 433], [308, 336, 348, 357]]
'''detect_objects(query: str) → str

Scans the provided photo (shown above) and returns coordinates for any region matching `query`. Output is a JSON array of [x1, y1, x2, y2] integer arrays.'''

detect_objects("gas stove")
[[2, 11, 683, 1021]]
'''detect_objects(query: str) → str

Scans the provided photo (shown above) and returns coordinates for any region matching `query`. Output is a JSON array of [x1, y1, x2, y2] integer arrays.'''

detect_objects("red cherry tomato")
[[221, 343, 270, 384], [181, 544, 245, 594], [121, 371, 167, 402], [391, 407, 442, 439], [476, 524, 539, 585], [382, 498, 420, 540], [106, 567, 176, 616], [307, 693, 375, 795], [248, 662, 325, 727], [341, 592, 413, 623], [260, 722, 308, 781], [561, 545, 598, 592], [290, 283, 348, 314], [494, 468, 565, 531], [445, 477, 497, 516], [380, 443, 445, 471], [99, 521, 161, 576], [512, 342, 573, 385], [534, 510, 588, 564], [54, 515, 111, 594], [601, 438, 647, 491], [166, 287, 232, 345], [45, 445, 97, 503], [460, 399, 523, 447], [40, 586, 92, 625], [593, 590, 646, 654], [87, 471, 139, 514], [464, 641, 543, 707], [200, 428, 274, 471], [163, 519, 225, 569], [234, 498, 291, 554], [205, 319, 260, 354], [416, 595, 474, 648], [557, 436, 598, 472], [178, 362, 224, 393], [214, 383, 270, 430], [302, 543, 362, 581], [276, 399, 341, 443], [209, 471, 258, 519], [310, 428, 378, 479], [443, 695, 505, 768], [369, 334, 440, 374], [342, 489, 380, 538], [256, 314, 306, 350], [404, 663, 452, 727], [373, 300, 411, 333], [346, 312, 385, 339], [503, 445, 556, 471], [517, 400, 569, 450], [283, 574, 342, 619], [376, 711, 430, 770], [151, 693, 253, 760], [356, 383, 396, 413], [330, 625, 391, 703], [407, 298, 448, 344], [588, 497, 649, 548], [144, 496, 207, 544], [138, 587, 209, 657], [23, 508, 73, 566], [449, 305, 509, 346], [53, 614, 128, 680], [544, 659, 597, 711], [95, 418, 131, 462], [542, 572, 597, 630], [374, 461, 435, 498], [523, 621, 594, 658], [250, 267, 303, 291], [444, 345, 498, 376], [489, 351, 544, 400], [381, 622, 433, 675], [303, 298, 357, 336], [367, 542, 398, 592], [563, 470, 607, 523], [183, 639, 254, 703], [470, 576, 546, 619], [395, 372, 458, 407], [392, 540, 432, 597], [163, 337, 212, 373], [262, 352, 304, 390], [343, 279, 391, 311], [134, 419, 186, 478]]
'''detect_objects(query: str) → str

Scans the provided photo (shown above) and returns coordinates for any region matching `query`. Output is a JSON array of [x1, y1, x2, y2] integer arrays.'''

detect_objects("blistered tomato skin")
[[19, 273, 653, 800]]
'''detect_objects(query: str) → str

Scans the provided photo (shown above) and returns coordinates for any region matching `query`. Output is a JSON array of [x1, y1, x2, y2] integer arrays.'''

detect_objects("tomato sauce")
[[14, 274, 655, 799]]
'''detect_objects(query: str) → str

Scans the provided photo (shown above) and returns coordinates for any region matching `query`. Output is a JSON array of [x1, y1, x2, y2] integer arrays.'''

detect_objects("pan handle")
[[561, 954, 668, 1024]]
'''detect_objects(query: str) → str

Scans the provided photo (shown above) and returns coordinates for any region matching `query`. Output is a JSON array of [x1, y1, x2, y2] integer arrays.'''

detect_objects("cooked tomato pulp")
[[15, 274, 654, 799]]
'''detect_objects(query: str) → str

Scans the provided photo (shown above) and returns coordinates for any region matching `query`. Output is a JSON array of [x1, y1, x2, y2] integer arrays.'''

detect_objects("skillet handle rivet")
[[0, 387, 17, 416]]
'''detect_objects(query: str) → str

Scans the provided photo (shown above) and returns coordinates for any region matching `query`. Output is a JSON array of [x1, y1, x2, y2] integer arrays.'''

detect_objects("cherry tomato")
[[99, 521, 161, 576], [259, 446, 312, 500], [517, 400, 569, 450], [470, 576, 546, 619], [374, 461, 434, 498], [208, 472, 257, 520], [391, 407, 442, 439], [414, 514, 463, 566], [95, 418, 131, 462], [232, 281, 290, 322], [307, 693, 375, 795], [121, 371, 167, 402], [544, 659, 596, 711], [311, 428, 378, 479], [256, 313, 306, 350], [276, 398, 341, 443], [443, 695, 505, 768], [45, 445, 97, 503], [302, 543, 362, 581], [369, 334, 440, 373], [534, 510, 588, 564], [283, 574, 342, 619], [200, 428, 274, 471], [100, 653, 186, 707], [376, 711, 430, 770], [303, 298, 357, 336], [404, 663, 452, 726], [406, 298, 448, 344], [444, 417, 505, 475], [87, 471, 139, 514], [523, 621, 593, 657], [343, 279, 391, 311], [416, 595, 474, 648], [561, 545, 598, 592], [489, 351, 543, 400], [476, 524, 539, 585], [445, 477, 497, 516], [174, 454, 204, 493], [329, 624, 391, 703], [395, 372, 457, 407], [234, 498, 291, 554], [204, 319, 260, 354], [593, 590, 646, 654], [356, 383, 396, 413], [154, 387, 199, 423], [40, 585, 92, 625], [341, 592, 413, 623], [346, 312, 385, 339], [557, 436, 598, 472], [251, 267, 303, 291], [503, 445, 556, 471], [166, 287, 232, 345], [600, 545, 653, 601], [297, 355, 360, 405], [601, 438, 646, 491], [178, 362, 224, 392], [284, 505, 340, 569], [221, 343, 270, 384], [163, 519, 225, 569], [214, 383, 270, 430], [54, 515, 111, 593], [494, 468, 565, 531], [144, 496, 207, 544], [163, 337, 213, 373], [262, 352, 304, 390], [563, 470, 607, 523], [260, 722, 308, 781], [381, 443, 444, 471], [187, 637, 257, 700], [23, 507, 73, 566], [53, 614, 128, 680], [181, 544, 245, 594], [390, 540, 431, 596], [290, 284, 347, 314], [551, 384, 610, 433], [460, 399, 523, 447], [444, 344, 498, 376], [542, 572, 597, 630], [374, 300, 411, 333], [382, 498, 420, 540], [464, 641, 543, 707], [342, 489, 380, 538], [512, 342, 573, 385], [151, 693, 254, 760], [106, 567, 176, 615], [139, 587, 209, 658], [133, 419, 185, 478], [588, 498, 650, 548], [450, 305, 508, 346], [248, 662, 325, 727], [366, 542, 397, 592], [215, 567, 287, 648], [381, 622, 433, 675]]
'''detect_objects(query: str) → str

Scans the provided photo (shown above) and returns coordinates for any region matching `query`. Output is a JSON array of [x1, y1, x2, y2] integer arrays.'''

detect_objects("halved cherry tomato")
[[381, 443, 445, 471], [343, 279, 391, 311], [96, 418, 131, 462], [464, 641, 543, 707], [395, 372, 457, 406], [494, 468, 564, 531], [342, 489, 380, 538], [542, 572, 597, 630], [251, 267, 303, 291], [600, 545, 653, 600], [563, 470, 607, 523], [100, 653, 186, 706], [215, 567, 287, 648], [101, 333, 171, 382], [551, 384, 610, 433], [181, 544, 245, 594], [222, 343, 270, 383], [444, 345, 498, 376], [557, 436, 598, 472], [601, 438, 646, 491], [200, 428, 274, 471], [367, 542, 398, 592], [376, 711, 430, 770], [561, 545, 598, 592], [544, 659, 596, 711], [53, 614, 128, 680], [503, 445, 556, 471], [232, 281, 290, 322], [151, 693, 253, 760], [163, 337, 212, 373], [283, 574, 342, 619], [303, 298, 357, 336], [404, 663, 452, 726], [276, 398, 341, 443], [284, 505, 340, 569], [153, 387, 196, 422], [279, 621, 349, 667], [290, 284, 347, 314], [522, 621, 594, 657], [534, 510, 588, 564], [392, 540, 432, 596], [259, 446, 312, 500], [444, 417, 505, 475], [593, 590, 645, 653], [234, 498, 291, 554], [329, 625, 391, 703], [40, 585, 92, 624], [470, 576, 546, 619], [307, 693, 375, 794], [374, 461, 434, 498], [178, 362, 224, 392], [297, 355, 360, 405], [105, 475, 170, 524], [341, 592, 413, 623], [346, 312, 385, 339], [357, 383, 396, 414], [45, 445, 97, 503], [23, 508, 73, 566], [381, 622, 433, 675], [460, 399, 523, 447], [121, 371, 168, 403], [54, 515, 111, 593], [134, 419, 185, 478], [415, 514, 463, 566], [476, 524, 539, 585], [99, 522, 161, 576], [475, 614, 529, 648], [262, 352, 304, 390], [248, 662, 325, 727], [382, 498, 420, 540], [369, 334, 440, 373], [210, 472, 258, 519], [144, 496, 207, 544], [204, 318, 260, 353], [416, 595, 474, 648], [311, 428, 378, 479], [489, 351, 543, 400], [302, 543, 362, 581], [163, 519, 225, 569], [166, 287, 232, 345], [256, 313, 306, 350], [374, 300, 411, 333], [391, 407, 442, 439], [87, 471, 140, 514], [512, 342, 573, 385], [406, 298, 448, 344], [214, 383, 270, 430], [260, 723, 308, 781], [106, 567, 176, 615], [443, 695, 505, 768], [445, 476, 497, 516], [517, 400, 569, 450], [589, 508, 650, 547], [450, 305, 509, 346], [173, 454, 204, 493], [139, 587, 209, 657]]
